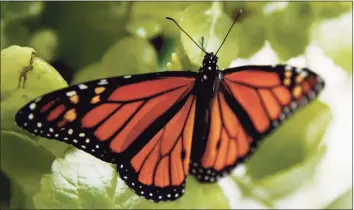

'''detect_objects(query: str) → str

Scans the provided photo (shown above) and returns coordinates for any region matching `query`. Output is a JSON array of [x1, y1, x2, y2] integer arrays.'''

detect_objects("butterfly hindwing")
[[117, 95, 196, 201], [190, 65, 324, 182], [189, 89, 252, 182]]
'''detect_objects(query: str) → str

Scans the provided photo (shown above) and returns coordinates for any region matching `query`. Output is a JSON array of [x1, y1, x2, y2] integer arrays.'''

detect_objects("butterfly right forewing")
[[190, 65, 325, 182]]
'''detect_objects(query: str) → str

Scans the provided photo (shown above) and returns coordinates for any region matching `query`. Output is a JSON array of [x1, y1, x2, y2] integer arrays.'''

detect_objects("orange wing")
[[190, 65, 324, 182], [190, 91, 252, 182], [118, 96, 196, 202], [15, 72, 197, 202]]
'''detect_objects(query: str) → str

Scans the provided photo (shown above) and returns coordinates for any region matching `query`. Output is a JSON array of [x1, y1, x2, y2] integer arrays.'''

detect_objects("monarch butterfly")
[[15, 11, 324, 202]]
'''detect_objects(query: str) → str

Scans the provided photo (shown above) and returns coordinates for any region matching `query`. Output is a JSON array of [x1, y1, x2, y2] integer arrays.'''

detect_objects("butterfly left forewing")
[[15, 72, 196, 164]]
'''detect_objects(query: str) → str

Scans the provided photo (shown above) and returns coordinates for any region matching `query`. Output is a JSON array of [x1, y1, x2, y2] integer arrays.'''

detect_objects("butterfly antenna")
[[215, 9, 243, 56], [166, 17, 207, 54]]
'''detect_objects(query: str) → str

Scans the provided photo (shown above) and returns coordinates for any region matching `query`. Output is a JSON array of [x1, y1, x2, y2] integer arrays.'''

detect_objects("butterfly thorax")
[[199, 53, 218, 73]]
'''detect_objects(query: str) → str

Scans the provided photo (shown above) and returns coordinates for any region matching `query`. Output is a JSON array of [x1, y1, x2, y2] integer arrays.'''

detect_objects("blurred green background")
[[0, 1, 352, 209]]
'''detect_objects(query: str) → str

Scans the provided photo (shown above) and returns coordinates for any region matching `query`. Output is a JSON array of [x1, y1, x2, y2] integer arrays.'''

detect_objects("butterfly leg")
[[18, 51, 35, 89]]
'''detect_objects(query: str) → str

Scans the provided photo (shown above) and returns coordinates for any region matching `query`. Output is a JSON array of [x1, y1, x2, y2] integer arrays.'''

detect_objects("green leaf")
[[0, 171, 11, 205], [35, 138, 71, 159], [325, 188, 353, 209], [28, 29, 59, 62], [1, 46, 67, 134], [234, 146, 326, 201], [157, 37, 177, 71], [166, 53, 184, 71], [1, 20, 29, 49], [1, 46, 35, 101], [310, 2, 352, 20], [310, 12, 352, 73], [126, 17, 162, 39], [101, 37, 158, 75], [256, 146, 326, 198], [1, 19, 6, 49], [130, 2, 199, 37], [128, 176, 229, 209], [266, 2, 313, 61], [180, 2, 239, 69], [233, 100, 332, 200], [33, 149, 121, 209], [246, 101, 332, 180], [71, 62, 102, 84], [1, 2, 43, 21], [33, 148, 229, 209], [0, 131, 55, 208], [72, 36, 158, 84], [165, 42, 198, 72], [42, 2, 130, 69], [1, 45, 69, 158], [234, 15, 266, 58], [232, 176, 276, 208]]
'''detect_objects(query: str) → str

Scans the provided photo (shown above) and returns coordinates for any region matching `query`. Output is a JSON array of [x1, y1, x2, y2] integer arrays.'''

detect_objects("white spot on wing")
[[66, 91, 76, 97], [98, 79, 108, 85], [283, 107, 290, 114], [295, 67, 302, 73], [28, 113, 34, 120], [29, 103, 36, 110], [290, 102, 297, 110], [124, 75, 132, 79], [301, 71, 308, 77], [78, 84, 88, 90]]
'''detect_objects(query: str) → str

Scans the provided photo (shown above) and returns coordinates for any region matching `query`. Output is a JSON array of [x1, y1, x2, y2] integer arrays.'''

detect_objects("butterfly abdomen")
[[190, 66, 223, 161]]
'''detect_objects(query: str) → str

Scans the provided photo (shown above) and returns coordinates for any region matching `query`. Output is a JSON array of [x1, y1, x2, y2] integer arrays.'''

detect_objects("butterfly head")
[[201, 53, 218, 72]]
